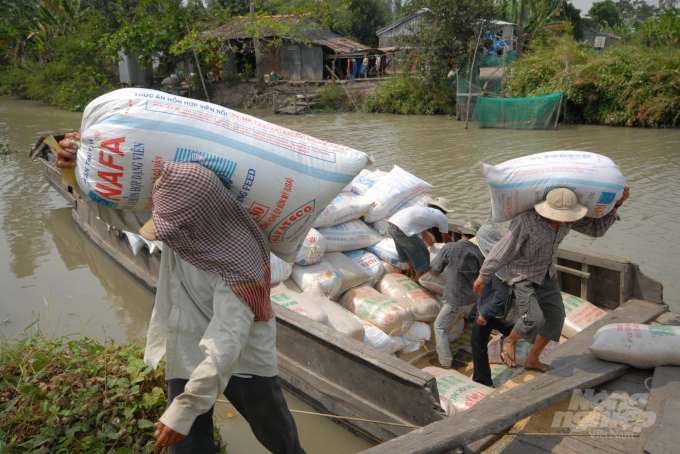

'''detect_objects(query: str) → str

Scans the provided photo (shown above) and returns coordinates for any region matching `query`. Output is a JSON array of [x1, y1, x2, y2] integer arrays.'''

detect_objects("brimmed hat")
[[428, 197, 455, 213], [535, 188, 587, 223], [476, 224, 507, 281], [459, 220, 481, 236]]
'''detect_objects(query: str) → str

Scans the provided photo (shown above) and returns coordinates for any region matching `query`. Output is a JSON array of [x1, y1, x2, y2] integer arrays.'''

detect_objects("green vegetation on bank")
[[0, 330, 225, 453]]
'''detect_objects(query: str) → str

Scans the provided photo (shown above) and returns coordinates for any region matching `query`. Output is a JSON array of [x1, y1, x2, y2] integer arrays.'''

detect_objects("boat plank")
[[644, 399, 680, 454], [360, 300, 668, 454], [515, 433, 637, 454], [650, 312, 680, 327], [639, 366, 680, 453]]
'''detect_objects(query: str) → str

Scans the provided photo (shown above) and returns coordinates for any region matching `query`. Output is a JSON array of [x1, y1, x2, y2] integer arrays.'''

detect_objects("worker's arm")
[[57, 132, 79, 168], [442, 232, 453, 244], [157, 281, 255, 445], [473, 220, 525, 294], [421, 231, 434, 247], [429, 245, 449, 276], [571, 185, 629, 238]]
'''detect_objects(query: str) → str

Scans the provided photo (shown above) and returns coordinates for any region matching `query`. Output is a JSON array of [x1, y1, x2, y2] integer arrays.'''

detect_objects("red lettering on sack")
[[248, 202, 270, 223], [99, 171, 124, 188], [99, 137, 126, 170], [94, 183, 122, 201]]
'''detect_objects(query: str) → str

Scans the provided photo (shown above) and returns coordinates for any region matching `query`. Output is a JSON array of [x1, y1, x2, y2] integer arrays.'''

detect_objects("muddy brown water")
[[1, 97, 679, 452]]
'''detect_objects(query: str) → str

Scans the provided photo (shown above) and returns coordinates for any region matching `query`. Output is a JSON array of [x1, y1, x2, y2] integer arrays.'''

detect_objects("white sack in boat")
[[349, 169, 388, 196], [291, 259, 342, 299], [367, 239, 408, 270], [423, 367, 493, 416], [391, 321, 432, 353], [302, 282, 365, 341], [487, 334, 566, 367], [338, 285, 413, 336], [270, 284, 328, 325], [270, 253, 293, 284], [277, 279, 303, 294], [589, 324, 680, 369], [372, 193, 435, 235], [76, 88, 368, 262], [313, 192, 372, 228], [341, 168, 371, 192], [336, 304, 402, 353], [124, 231, 147, 255], [323, 252, 372, 295], [376, 274, 442, 322], [419, 243, 447, 295], [318, 220, 382, 252], [381, 260, 403, 274], [481, 151, 626, 223], [562, 293, 606, 338], [343, 250, 385, 281], [363, 165, 432, 223], [295, 228, 326, 266]]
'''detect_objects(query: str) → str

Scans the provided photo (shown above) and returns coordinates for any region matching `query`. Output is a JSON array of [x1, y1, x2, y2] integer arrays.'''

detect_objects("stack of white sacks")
[[269, 164, 461, 361]]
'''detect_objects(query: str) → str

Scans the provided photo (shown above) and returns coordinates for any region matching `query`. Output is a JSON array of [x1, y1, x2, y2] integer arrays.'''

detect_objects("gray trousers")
[[433, 304, 464, 367], [512, 272, 564, 344]]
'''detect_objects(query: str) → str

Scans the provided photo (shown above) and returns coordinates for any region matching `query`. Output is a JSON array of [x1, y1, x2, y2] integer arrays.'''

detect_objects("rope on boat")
[[215, 399, 421, 429]]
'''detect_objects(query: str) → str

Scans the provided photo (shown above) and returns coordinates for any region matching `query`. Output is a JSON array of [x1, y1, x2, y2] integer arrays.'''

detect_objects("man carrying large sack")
[[473, 187, 630, 372]]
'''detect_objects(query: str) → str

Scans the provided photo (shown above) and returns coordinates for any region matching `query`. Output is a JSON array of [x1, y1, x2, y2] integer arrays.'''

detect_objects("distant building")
[[579, 26, 621, 48]]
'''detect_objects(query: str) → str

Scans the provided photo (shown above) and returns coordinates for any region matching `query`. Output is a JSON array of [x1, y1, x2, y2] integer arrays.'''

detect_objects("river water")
[[1, 97, 679, 451]]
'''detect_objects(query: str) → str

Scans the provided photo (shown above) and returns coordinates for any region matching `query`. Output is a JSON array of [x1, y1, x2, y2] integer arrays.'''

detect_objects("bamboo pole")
[[325, 64, 362, 115], [186, 23, 210, 103], [554, 61, 569, 130], [465, 23, 484, 130]]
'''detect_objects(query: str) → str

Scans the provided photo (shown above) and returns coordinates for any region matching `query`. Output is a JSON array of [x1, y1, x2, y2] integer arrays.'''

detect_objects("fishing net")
[[471, 93, 563, 129]]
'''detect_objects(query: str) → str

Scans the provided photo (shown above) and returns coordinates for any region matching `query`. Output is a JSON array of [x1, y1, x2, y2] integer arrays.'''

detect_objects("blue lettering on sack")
[[87, 190, 119, 208], [174, 147, 238, 189], [597, 192, 617, 204]]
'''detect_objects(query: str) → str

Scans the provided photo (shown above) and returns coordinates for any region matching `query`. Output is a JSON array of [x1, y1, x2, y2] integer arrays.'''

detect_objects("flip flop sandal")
[[524, 364, 554, 373], [500, 347, 517, 368]]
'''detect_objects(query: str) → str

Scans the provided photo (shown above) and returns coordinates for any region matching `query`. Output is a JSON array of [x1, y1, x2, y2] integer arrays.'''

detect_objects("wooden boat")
[[32, 136, 678, 453]]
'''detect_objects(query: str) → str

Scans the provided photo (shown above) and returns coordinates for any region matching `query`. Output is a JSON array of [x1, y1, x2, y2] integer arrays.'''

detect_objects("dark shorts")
[[511, 272, 565, 344], [388, 225, 430, 273]]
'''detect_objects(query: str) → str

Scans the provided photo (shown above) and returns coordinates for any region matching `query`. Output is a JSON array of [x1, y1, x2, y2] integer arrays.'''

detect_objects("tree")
[[588, 0, 622, 28], [614, 0, 658, 24], [334, 0, 392, 47], [397, 0, 496, 83], [563, 1, 583, 39]]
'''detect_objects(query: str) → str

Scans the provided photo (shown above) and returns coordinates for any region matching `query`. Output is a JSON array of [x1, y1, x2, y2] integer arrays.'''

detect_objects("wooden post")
[[325, 65, 362, 115], [293, 96, 297, 115], [303, 83, 309, 111], [554, 61, 569, 130], [456, 71, 461, 121], [465, 24, 484, 130], [332, 59, 336, 85], [517, 0, 528, 57], [273, 92, 278, 114], [186, 23, 210, 103]]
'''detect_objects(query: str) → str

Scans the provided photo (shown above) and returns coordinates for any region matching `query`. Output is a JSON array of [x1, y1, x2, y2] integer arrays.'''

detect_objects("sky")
[[570, 0, 659, 15]]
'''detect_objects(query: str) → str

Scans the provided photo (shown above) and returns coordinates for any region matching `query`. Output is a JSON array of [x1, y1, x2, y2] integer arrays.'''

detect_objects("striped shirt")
[[479, 209, 620, 286]]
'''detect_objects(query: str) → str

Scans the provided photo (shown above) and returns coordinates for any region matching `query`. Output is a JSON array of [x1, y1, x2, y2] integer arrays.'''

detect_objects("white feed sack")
[[342, 168, 371, 192], [295, 228, 326, 266], [423, 367, 493, 416], [487, 334, 566, 367], [318, 220, 382, 252], [419, 243, 447, 295], [270, 284, 328, 325], [381, 260, 403, 274], [481, 151, 626, 223], [391, 321, 432, 353], [367, 239, 408, 270], [336, 304, 402, 353], [277, 279, 303, 294], [343, 250, 385, 281], [376, 274, 442, 322], [313, 192, 372, 228], [270, 253, 293, 284], [372, 193, 435, 235], [349, 170, 388, 196], [561, 293, 606, 338], [291, 259, 342, 300], [338, 285, 413, 336], [323, 252, 372, 295], [589, 324, 680, 369], [302, 283, 365, 341], [76, 88, 368, 262], [363, 165, 432, 223]]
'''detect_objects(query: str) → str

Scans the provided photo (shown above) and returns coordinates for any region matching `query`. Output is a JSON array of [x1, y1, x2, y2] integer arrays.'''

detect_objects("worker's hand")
[[56, 132, 79, 169], [617, 185, 630, 205], [477, 314, 487, 326], [155, 421, 186, 448], [473, 279, 485, 296]]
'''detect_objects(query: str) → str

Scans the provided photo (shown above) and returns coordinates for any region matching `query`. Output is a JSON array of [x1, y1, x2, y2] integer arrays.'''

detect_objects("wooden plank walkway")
[[639, 366, 680, 454], [360, 299, 668, 454]]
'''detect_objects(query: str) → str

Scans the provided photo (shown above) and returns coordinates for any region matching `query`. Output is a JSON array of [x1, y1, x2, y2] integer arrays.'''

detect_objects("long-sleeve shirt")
[[479, 209, 620, 286], [430, 239, 485, 306], [475, 275, 511, 320], [144, 248, 278, 435]]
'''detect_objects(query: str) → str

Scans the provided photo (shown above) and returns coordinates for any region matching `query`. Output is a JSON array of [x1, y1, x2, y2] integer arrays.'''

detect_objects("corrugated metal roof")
[[207, 16, 371, 54]]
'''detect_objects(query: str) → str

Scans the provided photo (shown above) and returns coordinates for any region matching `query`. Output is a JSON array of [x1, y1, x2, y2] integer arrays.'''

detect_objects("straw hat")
[[428, 197, 455, 213], [476, 224, 507, 281], [459, 220, 481, 236], [535, 188, 587, 222]]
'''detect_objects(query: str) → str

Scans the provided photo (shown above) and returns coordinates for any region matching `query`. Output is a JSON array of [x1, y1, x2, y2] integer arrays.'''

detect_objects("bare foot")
[[522, 358, 553, 372], [501, 337, 517, 368], [429, 358, 452, 369]]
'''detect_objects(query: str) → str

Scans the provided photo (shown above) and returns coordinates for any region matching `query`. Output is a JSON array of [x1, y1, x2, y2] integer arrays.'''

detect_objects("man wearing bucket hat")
[[429, 220, 484, 369], [468, 225, 516, 386], [387, 197, 454, 281], [473, 186, 630, 372]]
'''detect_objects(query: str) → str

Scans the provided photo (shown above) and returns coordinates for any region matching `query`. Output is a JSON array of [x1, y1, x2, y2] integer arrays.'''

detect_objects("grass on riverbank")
[[363, 76, 457, 115], [506, 37, 680, 127], [0, 330, 225, 453]]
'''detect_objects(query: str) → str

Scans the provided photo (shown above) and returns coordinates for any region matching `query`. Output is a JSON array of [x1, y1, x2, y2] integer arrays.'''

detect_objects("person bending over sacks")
[[428, 221, 483, 369], [473, 187, 630, 372], [387, 197, 454, 281], [467, 225, 515, 387]]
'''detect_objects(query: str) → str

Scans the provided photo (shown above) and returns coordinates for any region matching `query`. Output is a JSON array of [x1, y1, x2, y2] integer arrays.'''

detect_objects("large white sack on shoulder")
[[291, 259, 342, 299], [270, 284, 328, 325], [336, 303, 403, 353], [376, 274, 442, 322], [302, 282, 365, 341], [372, 193, 435, 235], [318, 220, 382, 252], [76, 88, 368, 262], [295, 228, 326, 265], [589, 324, 680, 369], [350, 170, 388, 196], [488, 334, 566, 367], [338, 285, 413, 336], [481, 151, 626, 223], [419, 243, 447, 294], [363, 166, 432, 223], [423, 367, 493, 416], [562, 293, 606, 338], [367, 239, 408, 270], [270, 253, 293, 284], [343, 250, 385, 281], [314, 192, 372, 229], [323, 252, 372, 296]]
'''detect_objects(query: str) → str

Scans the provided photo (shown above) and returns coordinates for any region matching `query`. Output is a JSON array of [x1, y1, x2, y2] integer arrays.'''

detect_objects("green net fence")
[[471, 93, 563, 129]]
